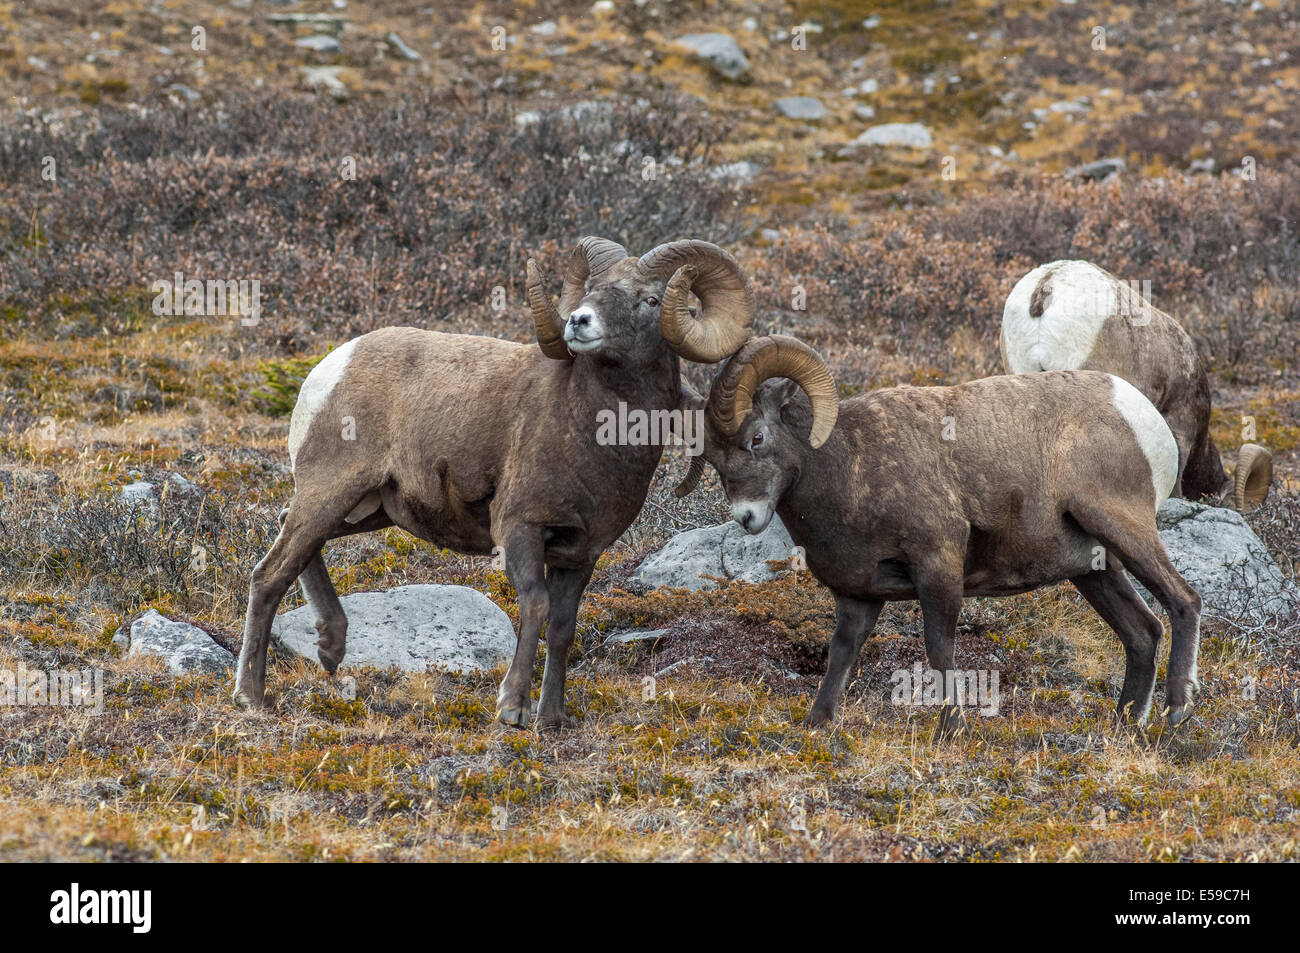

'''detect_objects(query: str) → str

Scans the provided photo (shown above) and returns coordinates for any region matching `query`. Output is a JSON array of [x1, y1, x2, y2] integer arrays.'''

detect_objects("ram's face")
[[564, 263, 672, 364], [704, 380, 803, 535]]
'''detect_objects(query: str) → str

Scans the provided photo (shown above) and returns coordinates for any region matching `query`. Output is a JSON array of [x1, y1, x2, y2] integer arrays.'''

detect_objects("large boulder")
[[631, 518, 797, 591], [271, 584, 515, 673], [1139, 499, 1299, 626], [114, 610, 234, 675]]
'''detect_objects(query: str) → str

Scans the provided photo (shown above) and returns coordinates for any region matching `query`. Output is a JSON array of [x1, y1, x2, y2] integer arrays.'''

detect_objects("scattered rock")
[[631, 518, 797, 592], [295, 35, 342, 55], [1188, 157, 1216, 173], [773, 96, 827, 120], [386, 32, 420, 61], [708, 160, 761, 182], [531, 20, 558, 36], [165, 83, 200, 102], [301, 66, 347, 96], [267, 13, 348, 36], [114, 610, 234, 675], [852, 122, 933, 148], [1135, 499, 1300, 626], [857, 78, 879, 95], [853, 104, 877, 121], [674, 33, 751, 82], [1073, 157, 1126, 181], [0, 468, 59, 492], [272, 585, 515, 673], [604, 628, 669, 647], [120, 480, 157, 507], [655, 656, 715, 677]]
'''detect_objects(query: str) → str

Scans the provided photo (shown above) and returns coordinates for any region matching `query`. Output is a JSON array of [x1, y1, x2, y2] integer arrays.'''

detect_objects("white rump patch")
[[288, 337, 361, 470], [1002, 261, 1115, 373], [1109, 375, 1178, 508]]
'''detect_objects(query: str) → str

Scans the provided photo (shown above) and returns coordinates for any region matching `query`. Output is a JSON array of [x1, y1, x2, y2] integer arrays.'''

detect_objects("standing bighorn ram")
[[680, 335, 1203, 735], [235, 237, 755, 729], [1001, 260, 1272, 509]]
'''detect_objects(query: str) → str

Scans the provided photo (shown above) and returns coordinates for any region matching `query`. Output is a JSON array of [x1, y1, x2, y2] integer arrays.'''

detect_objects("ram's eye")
[[750, 432, 765, 449], [644, 296, 660, 308]]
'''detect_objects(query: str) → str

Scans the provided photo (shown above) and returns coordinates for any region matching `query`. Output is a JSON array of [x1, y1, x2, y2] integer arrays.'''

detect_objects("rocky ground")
[[1, 0, 1299, 861]]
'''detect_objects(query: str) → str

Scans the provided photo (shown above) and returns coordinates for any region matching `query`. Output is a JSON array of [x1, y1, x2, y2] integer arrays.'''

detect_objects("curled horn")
[[1234, 443, 1273, 510], [674, 455, 706, 498], [526, 237, 628, 361], [708, 335, 839, 448], [637, 239, 755, 363]]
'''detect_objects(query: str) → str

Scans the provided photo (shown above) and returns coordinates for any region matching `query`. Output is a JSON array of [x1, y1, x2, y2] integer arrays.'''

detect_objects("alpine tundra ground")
[[1, 0, 1299, 860]]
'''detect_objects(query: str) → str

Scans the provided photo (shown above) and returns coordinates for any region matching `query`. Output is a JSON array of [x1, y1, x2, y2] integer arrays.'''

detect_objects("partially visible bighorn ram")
[[1001, 260, 1272, 509], [235, 237, 755, 729], [681, 335, 1203, 736]]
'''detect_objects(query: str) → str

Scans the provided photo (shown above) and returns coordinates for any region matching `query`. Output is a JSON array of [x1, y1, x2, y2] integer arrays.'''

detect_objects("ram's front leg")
[[804, 593, 882, 727], [536, 564, 595, 732], [495, 527, 548, 728]]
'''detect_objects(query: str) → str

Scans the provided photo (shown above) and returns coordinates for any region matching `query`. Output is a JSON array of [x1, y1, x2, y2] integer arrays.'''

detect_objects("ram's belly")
[[382, 485, 494, 555], [961, 529, 1100, 595]]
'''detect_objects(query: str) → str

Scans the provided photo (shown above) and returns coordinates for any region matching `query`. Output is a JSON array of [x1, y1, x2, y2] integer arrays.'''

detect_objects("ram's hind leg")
[[235, 490, 371, 709], [912, 543, 969, 741], [298, 552, 347, 674], [1069, 499, 1202, 726], [1071, 567, 1163, 725]]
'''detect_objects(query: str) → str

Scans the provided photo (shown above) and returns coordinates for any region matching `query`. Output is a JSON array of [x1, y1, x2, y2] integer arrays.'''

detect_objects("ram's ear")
[[765, 378, 802, 413]]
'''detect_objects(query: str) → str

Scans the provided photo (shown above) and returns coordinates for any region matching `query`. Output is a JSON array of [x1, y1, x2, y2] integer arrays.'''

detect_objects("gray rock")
[[709, 160, 761, 182], [296, 35, 342, 55], [773, 96, 827, 120], [531, 20, 558, 36], [675, 33, 751, 81], [301, 66, 347, 96], [631, 517, 797, 591], [853, 104, 877, 121], [115, 610, 234, 675], [272, 584, 515, 673], [268, 13, 348, 36], [120, 480, 157, 509], [386, 32, 420, 61], [604, 628, 669, 646], [1074, 157, 1126, 181], [0, 468, 58, 491], [853, 122, 933, 148], [1134, 499, 1299, 627]]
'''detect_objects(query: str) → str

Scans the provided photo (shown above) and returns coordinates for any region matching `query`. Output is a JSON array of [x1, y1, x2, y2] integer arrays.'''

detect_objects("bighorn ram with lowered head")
[[235, 237, 754, 729], [680, 336, 1203, 735], [1001, 260, 1272, 509]]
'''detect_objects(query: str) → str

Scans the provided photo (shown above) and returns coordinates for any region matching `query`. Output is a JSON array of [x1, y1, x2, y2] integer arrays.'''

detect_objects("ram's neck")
[[568, 348, 680, 413], [776, 403, 860, 547]]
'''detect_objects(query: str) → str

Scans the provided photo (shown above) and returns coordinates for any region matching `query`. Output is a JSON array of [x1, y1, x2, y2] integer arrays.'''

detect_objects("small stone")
[[773, 96, 827, 120], [296, 35, 341, 55]]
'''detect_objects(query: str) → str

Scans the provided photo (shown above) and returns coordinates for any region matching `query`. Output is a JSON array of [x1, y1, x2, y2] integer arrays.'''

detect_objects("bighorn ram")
[[1001, 260, 1272, 509], [235, 237, 755, 729], [679, 336, 1203, 734]]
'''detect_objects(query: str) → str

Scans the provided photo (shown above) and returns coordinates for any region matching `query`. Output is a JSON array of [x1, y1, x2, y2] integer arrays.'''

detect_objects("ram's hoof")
[[232, 686, 267, 711], [1167, 704, 1194, 727], [801, 710, 833, 729], [496, 705, 531, 728], [536, 712, 578, 732], [317, 649, 343, 675]]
